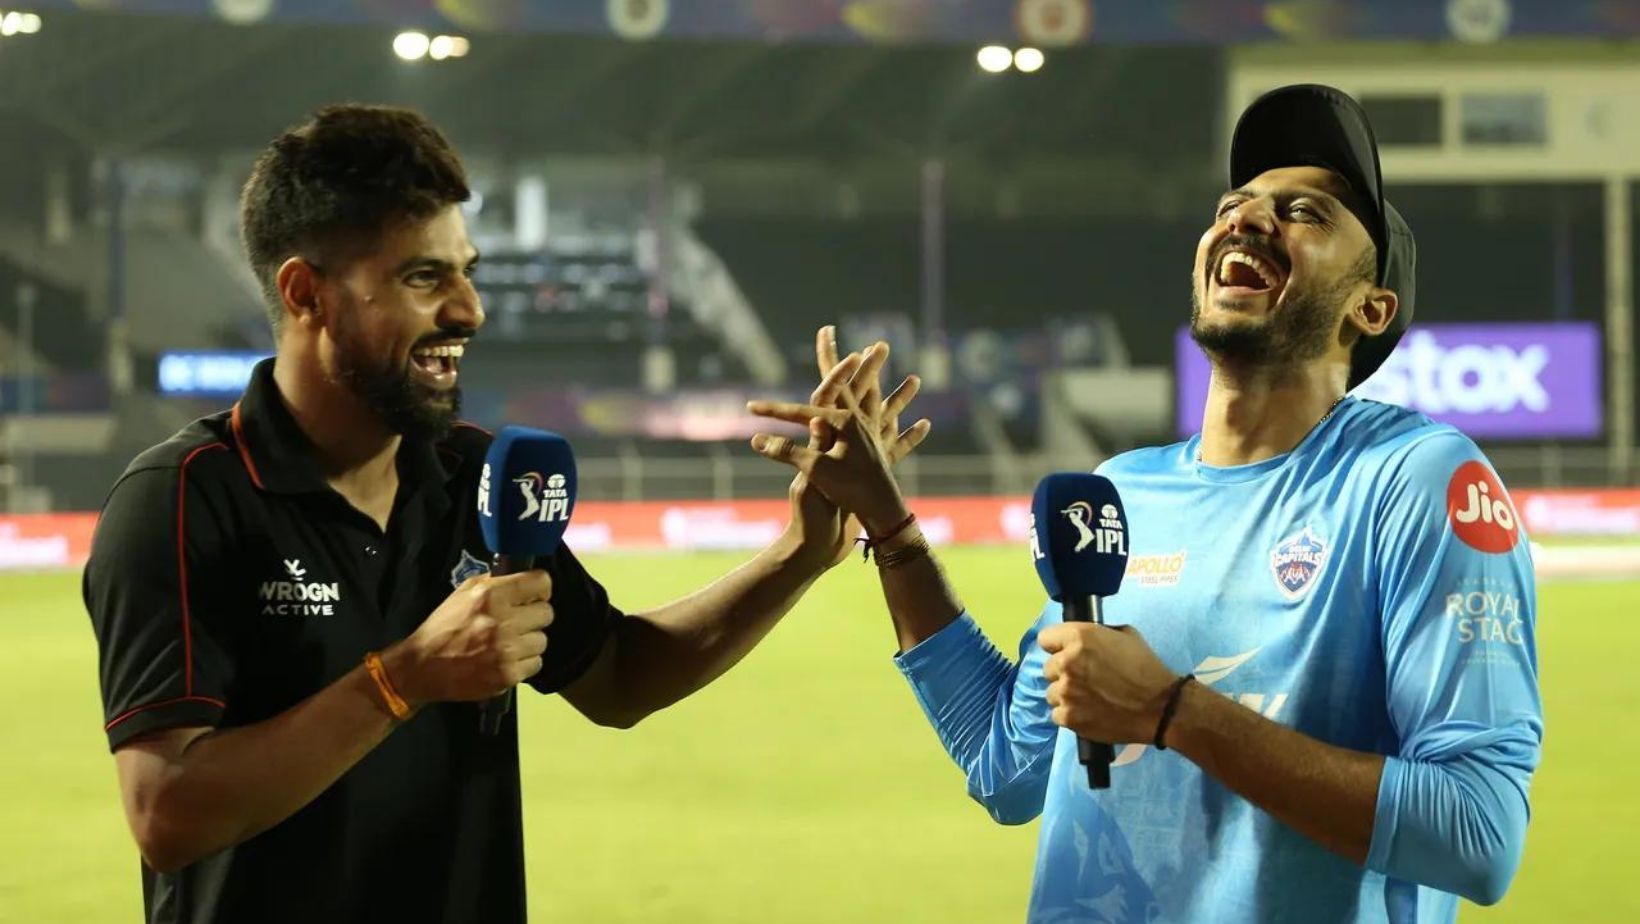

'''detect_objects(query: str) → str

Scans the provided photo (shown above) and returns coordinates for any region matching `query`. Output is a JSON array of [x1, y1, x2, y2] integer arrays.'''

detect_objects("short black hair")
[[240, 104, 471, 334]]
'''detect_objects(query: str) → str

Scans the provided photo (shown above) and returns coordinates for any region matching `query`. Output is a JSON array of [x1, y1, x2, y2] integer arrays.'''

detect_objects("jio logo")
[[1446, 461, 1519, 554]]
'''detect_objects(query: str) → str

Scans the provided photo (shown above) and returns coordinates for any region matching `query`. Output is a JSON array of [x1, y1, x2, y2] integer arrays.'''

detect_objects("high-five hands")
[[749, 327, 931, 539]]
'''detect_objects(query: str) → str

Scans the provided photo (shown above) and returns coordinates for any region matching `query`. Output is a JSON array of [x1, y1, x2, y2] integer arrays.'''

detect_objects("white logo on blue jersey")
[[1270, 527, 1329, 599], [1113, 647, 1288, 767]]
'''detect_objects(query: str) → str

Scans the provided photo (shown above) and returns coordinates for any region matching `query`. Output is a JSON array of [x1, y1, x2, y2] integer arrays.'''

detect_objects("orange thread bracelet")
[[363, 651, 412, 721]]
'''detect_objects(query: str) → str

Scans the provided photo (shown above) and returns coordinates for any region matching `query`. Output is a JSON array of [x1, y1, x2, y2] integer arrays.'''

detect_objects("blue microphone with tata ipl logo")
[[476, 426, 578, 736], [1029, 473, 1131, 788]]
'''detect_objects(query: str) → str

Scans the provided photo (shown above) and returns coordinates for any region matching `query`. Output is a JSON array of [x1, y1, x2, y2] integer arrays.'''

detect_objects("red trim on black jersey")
[[179, 442, 228, 696], [104, 695, 227, 734], [229, 403, 266, 490]]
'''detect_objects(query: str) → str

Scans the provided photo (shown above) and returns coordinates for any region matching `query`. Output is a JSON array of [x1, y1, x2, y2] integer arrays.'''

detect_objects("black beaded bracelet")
[[875, 535, 931, 570], [1153, 675, 1196, 751]]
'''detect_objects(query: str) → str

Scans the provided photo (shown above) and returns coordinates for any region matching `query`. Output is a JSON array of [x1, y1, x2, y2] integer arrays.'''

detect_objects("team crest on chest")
[[451, 549, 491, 588], [1269, 527, 1328, 600]]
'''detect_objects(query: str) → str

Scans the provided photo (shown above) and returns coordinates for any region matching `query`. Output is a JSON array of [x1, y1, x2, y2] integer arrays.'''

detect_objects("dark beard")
[[335, 346, 461, 443], [1190, 274, 1352, 369]]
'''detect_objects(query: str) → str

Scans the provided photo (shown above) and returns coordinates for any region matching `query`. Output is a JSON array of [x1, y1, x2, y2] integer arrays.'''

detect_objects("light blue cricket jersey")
[[898, 398, 1543, 924]]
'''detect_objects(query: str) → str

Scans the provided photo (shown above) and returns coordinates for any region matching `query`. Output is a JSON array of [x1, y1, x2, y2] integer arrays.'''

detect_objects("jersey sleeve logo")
[[1270, 526, 1328, 599], [1446, 460, 1519, 553]]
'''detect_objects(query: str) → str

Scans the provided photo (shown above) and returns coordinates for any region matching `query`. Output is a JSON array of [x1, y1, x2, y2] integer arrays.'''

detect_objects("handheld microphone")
[[1029, 473, 1130, 789], [476, 426, 578, 736]]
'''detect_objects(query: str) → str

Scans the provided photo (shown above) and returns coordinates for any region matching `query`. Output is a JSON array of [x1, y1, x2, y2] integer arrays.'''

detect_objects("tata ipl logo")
[[1060, 501, 1126, 556], [515, 471, 571, 523]]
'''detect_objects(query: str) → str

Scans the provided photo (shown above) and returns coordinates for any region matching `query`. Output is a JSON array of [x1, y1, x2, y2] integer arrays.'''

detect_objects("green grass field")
[[1, 548, 1636, 922]]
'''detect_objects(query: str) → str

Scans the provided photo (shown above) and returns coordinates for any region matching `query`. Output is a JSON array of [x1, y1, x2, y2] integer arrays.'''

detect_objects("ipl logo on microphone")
[[515, 471, 571, 523], [1061, 501, 1127, 556]]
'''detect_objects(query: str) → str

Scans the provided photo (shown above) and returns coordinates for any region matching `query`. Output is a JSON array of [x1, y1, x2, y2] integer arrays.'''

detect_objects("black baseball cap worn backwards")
[[1229, 83, 1417, 389]]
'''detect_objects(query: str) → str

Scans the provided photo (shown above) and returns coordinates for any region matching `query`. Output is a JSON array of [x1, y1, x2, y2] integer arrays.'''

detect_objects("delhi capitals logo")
[[1270, 526, 1328, 600], [450, 549, 490, 588]]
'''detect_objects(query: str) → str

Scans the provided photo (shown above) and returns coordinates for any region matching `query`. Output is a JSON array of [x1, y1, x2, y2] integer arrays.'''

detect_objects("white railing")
[[1487, 446, 1638, 490], [577, 452, 1069, 502], [574, 446, 1635, 503]]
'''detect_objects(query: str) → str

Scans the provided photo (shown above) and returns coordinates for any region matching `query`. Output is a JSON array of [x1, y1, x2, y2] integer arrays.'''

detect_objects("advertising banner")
[[157, 352, 273, 397], [10, 488, 1637, 573], [0, 514, 98, 570], [1176, 322, 1603, 440]]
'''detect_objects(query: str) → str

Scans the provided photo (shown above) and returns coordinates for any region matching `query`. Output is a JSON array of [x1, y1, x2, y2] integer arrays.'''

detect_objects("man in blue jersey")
[[748, 84, 1542, 922]]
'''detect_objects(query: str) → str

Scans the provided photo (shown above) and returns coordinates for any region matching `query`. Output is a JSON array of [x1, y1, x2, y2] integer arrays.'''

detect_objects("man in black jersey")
[[83, 104, 927, 924]]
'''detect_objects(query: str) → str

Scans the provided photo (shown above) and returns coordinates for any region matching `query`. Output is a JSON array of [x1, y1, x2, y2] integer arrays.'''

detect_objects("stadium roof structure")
[[15, 0, 1640, 45], [3, 5, 1636, 218], [0, 10, 1219, 171]]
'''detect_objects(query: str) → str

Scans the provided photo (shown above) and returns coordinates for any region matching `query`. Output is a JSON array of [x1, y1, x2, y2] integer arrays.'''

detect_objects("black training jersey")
[[83, 359, 621, 924]]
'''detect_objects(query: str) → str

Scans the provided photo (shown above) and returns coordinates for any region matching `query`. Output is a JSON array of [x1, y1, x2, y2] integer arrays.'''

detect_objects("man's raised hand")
[[749, 338, 931, 537]]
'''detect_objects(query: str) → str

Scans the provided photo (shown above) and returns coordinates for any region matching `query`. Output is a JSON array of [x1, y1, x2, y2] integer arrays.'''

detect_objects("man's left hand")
[[1040, 623, 1180, 745], [779, 326, 928, 571]]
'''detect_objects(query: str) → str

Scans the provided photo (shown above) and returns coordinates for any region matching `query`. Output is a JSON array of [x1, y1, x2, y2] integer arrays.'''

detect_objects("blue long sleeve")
[[1371, 743, 1534, 905], [894, 606, 1063, 824], [1364, 433, 1543, 906]]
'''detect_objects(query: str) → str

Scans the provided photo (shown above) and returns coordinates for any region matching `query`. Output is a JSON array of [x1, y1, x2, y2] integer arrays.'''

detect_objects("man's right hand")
[[747, 345, 929, 538], [385, 571, 555, 708]]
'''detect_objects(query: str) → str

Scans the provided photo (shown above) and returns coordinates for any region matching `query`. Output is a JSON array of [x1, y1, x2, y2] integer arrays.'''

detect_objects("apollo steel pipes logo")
[[1126, 550, 1188, 587]]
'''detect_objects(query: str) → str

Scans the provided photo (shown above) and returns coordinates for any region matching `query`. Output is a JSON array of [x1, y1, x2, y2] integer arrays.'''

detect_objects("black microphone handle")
[[479, 553, 536, 736], [1062, 593, 1115, 790]]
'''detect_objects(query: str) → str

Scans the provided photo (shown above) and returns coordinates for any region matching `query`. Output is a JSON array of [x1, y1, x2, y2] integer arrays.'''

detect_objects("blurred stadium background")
[[1, 0, 1638, 920]]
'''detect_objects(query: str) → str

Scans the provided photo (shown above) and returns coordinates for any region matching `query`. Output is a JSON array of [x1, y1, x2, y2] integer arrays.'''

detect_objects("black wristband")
[[1153, 675, 1196, 751], [875, 535, 931, 570]]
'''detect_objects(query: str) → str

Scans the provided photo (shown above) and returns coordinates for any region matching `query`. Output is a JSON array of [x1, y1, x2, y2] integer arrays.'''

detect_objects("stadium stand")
[[0, 255, 98, 371]]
